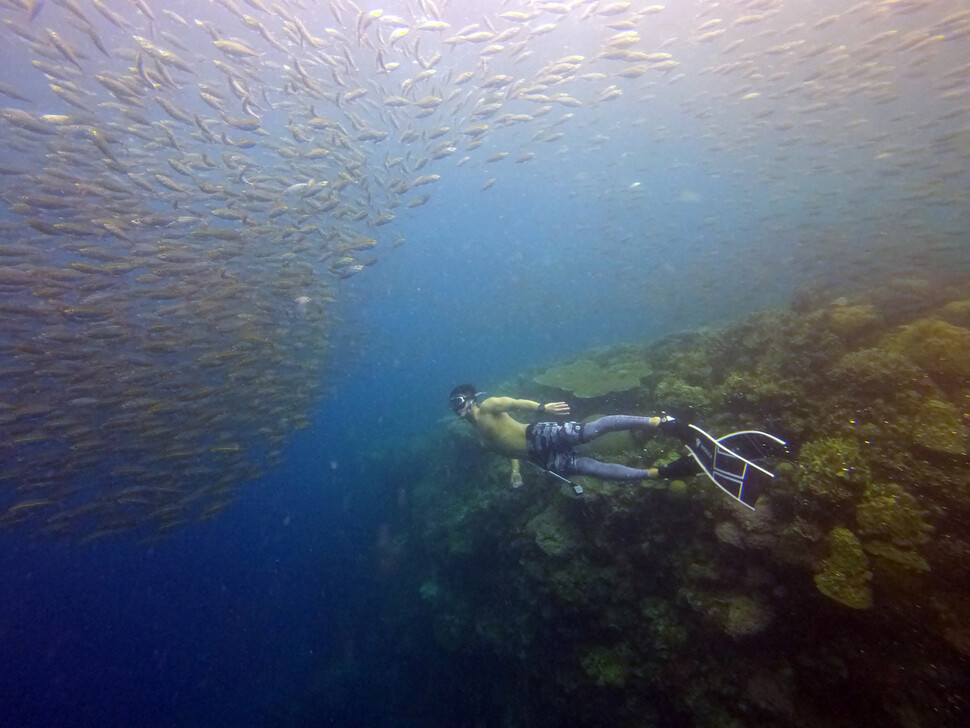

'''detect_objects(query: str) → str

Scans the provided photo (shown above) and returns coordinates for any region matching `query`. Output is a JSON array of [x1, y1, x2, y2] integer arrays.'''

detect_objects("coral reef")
[[882, 317, 970, 378], [681, 587, 774, 636], [526, 501, 582, 558], [856, 481, 933, 576], [581, 644, 630, 687], [813, 527, 873, 609], [939, 299, 970, 327], [380, 272, 970, 728], [654, 375, 712, 411], [797, 436, 871, 503]]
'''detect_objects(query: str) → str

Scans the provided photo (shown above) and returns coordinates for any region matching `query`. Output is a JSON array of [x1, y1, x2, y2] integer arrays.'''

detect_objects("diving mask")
[[450, 391, 485, 416]]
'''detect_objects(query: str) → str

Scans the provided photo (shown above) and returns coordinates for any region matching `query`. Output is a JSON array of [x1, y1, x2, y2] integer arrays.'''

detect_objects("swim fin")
[[682, 425, 788, 509]]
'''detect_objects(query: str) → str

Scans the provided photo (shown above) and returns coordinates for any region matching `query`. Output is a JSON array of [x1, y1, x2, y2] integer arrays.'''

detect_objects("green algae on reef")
[[383, 272, 970, 728]]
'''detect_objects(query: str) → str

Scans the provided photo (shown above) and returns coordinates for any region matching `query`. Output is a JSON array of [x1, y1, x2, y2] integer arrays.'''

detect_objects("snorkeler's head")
[[449, 384, 477, 416]]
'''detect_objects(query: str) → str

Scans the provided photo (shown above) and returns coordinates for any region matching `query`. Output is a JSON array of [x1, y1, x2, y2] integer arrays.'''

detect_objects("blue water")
[[1, 435, 324, 726], [0, 170, 848, 726], [0, 171, 697, 728], [2, 0, 968, 725], [0, 135, 949, 728]]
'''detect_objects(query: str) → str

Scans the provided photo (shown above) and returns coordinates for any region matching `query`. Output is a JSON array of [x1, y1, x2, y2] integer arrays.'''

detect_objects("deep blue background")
[[2, 0, 967, 725], [0, 422, 353, 727]]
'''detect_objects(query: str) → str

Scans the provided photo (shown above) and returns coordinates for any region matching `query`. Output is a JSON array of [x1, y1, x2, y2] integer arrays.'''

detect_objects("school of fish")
[[1, 0, 968, 540]]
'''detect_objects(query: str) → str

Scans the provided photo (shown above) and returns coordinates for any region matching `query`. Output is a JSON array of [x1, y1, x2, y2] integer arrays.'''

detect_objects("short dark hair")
[[449, 384, 476, 401]]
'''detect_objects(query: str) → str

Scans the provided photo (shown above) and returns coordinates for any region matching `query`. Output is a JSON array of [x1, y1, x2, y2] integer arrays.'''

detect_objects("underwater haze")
[[1, 0, 968, 726]]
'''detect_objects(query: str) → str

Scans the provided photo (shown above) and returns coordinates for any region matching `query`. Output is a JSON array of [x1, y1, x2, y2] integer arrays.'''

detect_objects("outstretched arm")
[[479, 397, 570, 416]]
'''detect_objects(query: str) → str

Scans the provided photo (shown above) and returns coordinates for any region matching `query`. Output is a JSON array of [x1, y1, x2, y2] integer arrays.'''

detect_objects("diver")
[[448, 384, 787, 509]]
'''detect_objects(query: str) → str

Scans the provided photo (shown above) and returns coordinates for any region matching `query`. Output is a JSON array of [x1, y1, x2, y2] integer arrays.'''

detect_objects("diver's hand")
[[542, 401, 570, 416], [510, 471, 524, 488]]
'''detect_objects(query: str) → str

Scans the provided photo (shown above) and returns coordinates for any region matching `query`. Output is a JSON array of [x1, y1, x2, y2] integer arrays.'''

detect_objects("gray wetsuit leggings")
[[526, 415, 656, 481]]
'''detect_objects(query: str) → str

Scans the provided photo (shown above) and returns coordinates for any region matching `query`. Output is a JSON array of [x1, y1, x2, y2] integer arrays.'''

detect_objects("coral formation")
[[533, 347, 651, 398], [826, 301, 883, 341], [882, 317, 970, 378], [813, 527, 874, 609], [527, 502, 582, 558], [797, 437, 871, 503], [581, 644, 630, 687], [856, 482, 932, 575], [682, 587, 774, 636], [939, 299, 970, 327], [654, 375, 712, 411], [909, 398, 965, 455]]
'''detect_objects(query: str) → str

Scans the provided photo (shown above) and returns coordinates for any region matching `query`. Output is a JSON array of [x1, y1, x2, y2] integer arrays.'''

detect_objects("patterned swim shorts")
[[526, 421, 584, 474]]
